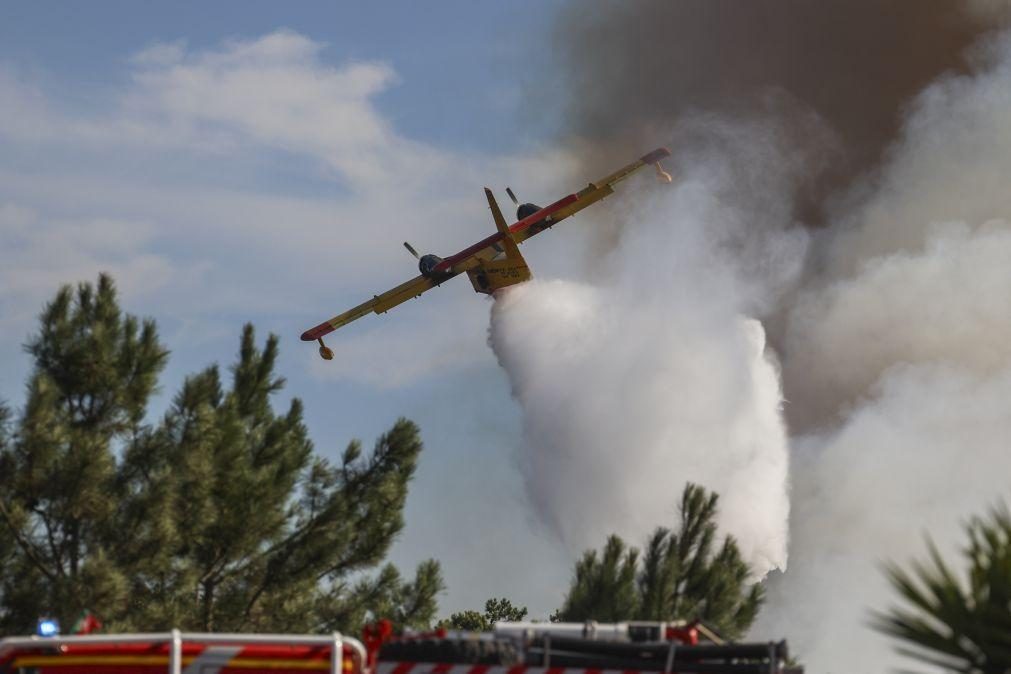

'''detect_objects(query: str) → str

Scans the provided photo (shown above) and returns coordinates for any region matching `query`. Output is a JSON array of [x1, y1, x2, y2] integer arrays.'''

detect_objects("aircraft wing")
[[512, 147, 671, 245], [428, 147, 671, 275], [301, 147, 671, 344], [300, 274, 441, 342], [300, 192, 583, 344]]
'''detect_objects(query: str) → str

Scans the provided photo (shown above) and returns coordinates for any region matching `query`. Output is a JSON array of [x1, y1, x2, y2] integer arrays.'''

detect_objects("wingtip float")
[[304, 147, 672, 360]]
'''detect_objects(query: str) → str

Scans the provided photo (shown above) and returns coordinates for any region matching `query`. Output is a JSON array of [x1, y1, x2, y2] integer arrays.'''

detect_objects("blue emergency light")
[[37, 618, 60, 637]]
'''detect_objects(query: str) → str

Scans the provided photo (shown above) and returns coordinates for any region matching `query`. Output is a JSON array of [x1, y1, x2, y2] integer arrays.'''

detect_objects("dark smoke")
[[516, 3, 1011, 669], [548, 0, 991, 224]]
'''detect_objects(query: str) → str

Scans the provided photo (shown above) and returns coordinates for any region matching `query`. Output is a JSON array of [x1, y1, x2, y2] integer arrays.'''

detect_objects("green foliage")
[[441, 597, 528, 631], [0, 274, 443, 634], [443, 610, 488, 631], [484, 597, 528, 624], [0, 275, 165, 631], [316, 560, 445, 634], [557, 483, 764, 640], [873, 505, 1011, 672], [558, 535, 640, 623]]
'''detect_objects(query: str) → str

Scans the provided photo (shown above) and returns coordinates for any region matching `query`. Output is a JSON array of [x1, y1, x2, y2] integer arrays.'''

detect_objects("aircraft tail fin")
[[485, 188, 511, 237], [471, 188, 530, 294], [485, 188, 523, 259]]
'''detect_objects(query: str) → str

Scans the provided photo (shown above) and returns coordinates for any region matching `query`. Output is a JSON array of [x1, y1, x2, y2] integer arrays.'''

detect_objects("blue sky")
[[0, 1, 582, 618], [1, 1, 565, 152]]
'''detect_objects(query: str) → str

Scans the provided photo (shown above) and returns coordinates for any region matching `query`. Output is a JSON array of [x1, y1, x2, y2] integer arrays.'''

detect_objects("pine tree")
[[0, 274, 443, 634], [556, 484, 763, 639], [557, 535, 640, 622], [442, 597, 528, 631], [873, 505, 1011, 672], [0, 275, 166, 631], [484, 597, 528, 624], [637, 484, 763, 639], [321, 560, 444, 633]]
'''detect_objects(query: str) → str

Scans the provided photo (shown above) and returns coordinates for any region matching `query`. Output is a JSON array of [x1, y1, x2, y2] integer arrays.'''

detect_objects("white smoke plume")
[[755, 30, 1011, 671], [489, 118, 809, 577], [757, 363, 1011, 669], [497, 9, 1011, 673]]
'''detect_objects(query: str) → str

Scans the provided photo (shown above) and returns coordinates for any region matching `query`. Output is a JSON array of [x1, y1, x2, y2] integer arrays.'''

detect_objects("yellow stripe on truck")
[[14, 656, 182, 667], [226, 659, 337, 670]]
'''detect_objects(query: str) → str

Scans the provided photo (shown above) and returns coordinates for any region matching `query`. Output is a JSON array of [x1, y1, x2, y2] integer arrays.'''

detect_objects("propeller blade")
[[505, 187, 519, 206], [403, 242, 420, 259]]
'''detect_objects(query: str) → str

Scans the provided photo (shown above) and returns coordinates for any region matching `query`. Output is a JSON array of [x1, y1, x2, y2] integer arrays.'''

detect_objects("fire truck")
[[0, 621, 801, 674]]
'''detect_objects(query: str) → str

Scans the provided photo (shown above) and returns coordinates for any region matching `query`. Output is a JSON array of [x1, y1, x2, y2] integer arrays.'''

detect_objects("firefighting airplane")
[[302, 147, 673, 360]]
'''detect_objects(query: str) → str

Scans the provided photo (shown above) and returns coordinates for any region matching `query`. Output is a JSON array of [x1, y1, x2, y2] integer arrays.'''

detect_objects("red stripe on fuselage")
[[508, 193, 579, 235], [434, 194, 578, 273]]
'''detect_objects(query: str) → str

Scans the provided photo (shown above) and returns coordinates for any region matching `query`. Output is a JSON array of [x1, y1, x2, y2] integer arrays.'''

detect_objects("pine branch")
[[0, 500, 58, 581]]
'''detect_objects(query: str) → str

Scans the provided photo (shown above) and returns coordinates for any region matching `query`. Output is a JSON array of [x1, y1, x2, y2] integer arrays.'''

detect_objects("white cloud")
[[2, 31, 438, 188], [0, 30, 578, 391], [0, 65, 65, 141], [129, 39, 188, 67], [0, 203, 183, 338], [123, 31, 404, 186], [306, 287, 494, 389]]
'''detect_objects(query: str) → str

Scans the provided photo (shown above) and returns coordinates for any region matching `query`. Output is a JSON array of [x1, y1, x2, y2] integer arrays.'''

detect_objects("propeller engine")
[[404, 242, 444, 277], [506, 187, 543, 221]]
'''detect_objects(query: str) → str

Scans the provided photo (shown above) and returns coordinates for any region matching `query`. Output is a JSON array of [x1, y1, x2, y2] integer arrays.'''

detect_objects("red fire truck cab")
[[1, 622, 800, 674], [0, 632, 367, 674]]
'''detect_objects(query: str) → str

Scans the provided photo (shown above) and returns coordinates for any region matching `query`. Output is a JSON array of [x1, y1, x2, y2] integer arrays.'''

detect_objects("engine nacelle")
[[418, 254, 443, 277], [517, 203, 542, 220]]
